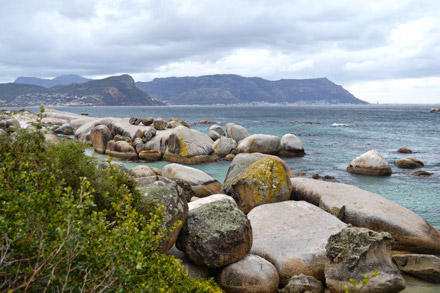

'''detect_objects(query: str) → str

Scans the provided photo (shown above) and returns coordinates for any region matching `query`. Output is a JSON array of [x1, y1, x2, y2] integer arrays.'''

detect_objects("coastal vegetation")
[[0, 108, 220, 292]]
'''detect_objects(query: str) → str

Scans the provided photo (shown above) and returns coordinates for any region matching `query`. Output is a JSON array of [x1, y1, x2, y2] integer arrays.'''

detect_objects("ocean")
[[5, 104, 440, 291], [14, 104, 438, 230]]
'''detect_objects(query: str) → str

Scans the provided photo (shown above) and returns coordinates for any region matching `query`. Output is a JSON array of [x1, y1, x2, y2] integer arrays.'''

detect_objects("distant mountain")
[[14, 74, 90, 88], [1, 74, 164, 106], [136, 74, 367, 105]]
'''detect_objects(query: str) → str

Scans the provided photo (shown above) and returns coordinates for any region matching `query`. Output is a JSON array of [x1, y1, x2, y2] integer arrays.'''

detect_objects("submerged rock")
[[290, 178, 440, 254], [162, 163, 222, 198], [176, 199, 252, 268], [397, 147, 413, 153], [325, 226, 406, 293], [392, 254, 440, 283], [222, 153, 293, 214], [410, 171, 433, 177], [216, 254, 279, 293], [347, 150, 392, 176], [248, 201, 346, 285], [395, 157, 424, 169]]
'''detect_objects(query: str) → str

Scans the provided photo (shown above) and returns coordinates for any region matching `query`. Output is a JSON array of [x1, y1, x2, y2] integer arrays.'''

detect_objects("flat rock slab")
[[393, 254, 440, 283], [291, 178, 440, 254], [248, 201, 346, 285]]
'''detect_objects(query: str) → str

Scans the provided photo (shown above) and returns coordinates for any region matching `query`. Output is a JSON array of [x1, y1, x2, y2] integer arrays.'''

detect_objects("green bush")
[[0, 111, 222, 292]]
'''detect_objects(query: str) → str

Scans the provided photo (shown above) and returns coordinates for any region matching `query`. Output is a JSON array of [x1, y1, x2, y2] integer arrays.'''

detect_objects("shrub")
[[0, 109, 222, 292]]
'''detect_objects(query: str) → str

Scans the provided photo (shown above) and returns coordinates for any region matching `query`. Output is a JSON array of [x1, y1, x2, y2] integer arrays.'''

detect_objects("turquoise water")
[[10, 104, 440, 230]]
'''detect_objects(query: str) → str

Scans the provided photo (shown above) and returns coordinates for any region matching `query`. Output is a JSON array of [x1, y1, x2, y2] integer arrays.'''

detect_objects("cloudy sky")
[[1, 0, 439, 104]]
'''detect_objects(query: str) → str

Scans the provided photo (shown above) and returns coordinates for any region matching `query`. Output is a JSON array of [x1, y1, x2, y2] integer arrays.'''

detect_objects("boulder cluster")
[[3, 109, 440, 292]]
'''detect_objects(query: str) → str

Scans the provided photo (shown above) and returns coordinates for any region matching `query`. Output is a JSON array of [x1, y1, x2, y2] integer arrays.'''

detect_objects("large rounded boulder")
[[176, 198, 252, 268], [347, 150, 392, 176], [248, 201, 346, 285], [216, 254, 279, 293], [278, 133, 305, 157], [237, 134, 281, 155], [208, 124, 225, 141], [162, 163, 222, 198], [325, 226, 406, 292], [135, 176, 188, 253], [226, 123, 249, 142], [221, 153, 293, 214], [291, 178, 440, 254]]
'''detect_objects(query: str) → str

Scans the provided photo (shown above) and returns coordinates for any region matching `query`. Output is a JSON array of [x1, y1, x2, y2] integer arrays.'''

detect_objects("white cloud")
[[1, 0, 440, 103]]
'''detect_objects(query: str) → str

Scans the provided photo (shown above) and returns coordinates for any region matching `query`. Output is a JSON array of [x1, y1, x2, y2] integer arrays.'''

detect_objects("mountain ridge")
[[136, 74, 367, 105], [14, 74, 90, 88], [1, 74, 163, 106]]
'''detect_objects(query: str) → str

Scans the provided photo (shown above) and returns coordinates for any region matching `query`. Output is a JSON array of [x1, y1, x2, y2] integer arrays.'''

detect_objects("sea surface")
[[5, 104, 440, 291], [13, 104, 439, 230]]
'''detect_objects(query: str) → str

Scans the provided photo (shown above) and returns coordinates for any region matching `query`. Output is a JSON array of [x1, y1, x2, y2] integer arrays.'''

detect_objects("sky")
[[1, 0, 439, 104]]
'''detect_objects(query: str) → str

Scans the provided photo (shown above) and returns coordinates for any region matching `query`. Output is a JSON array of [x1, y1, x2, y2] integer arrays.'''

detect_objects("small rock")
[[198, 120, 218, 124], [280, 274, 324, 293], [410, 171, 433, 177], [138, 149, 162, 161], [395, 157, 424, 169], [294, 172, 307, 177], [153, 118, 167, 130], [208, 124, 225, 141], [278, 134, 305, 157], [226, 123, 249, 142], [106, 140, 138, 160], [217, 254, 279, 293], [212, 136, 236, 157], [393, 254, 440, 283], [224, 153, 235, 161], [397, 147, 413, 153], [347, 150, 392, 176], [312, 173, 321, 179], [142, 117, 154, 126]]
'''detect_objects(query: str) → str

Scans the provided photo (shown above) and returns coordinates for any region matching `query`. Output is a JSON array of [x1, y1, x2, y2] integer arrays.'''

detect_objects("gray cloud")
[[1, 0, 439, 102]]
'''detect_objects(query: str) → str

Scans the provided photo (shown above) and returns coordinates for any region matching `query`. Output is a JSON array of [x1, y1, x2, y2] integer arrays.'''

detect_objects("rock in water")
[[395, 157, 424, 169], [136, 176, 188, 253], [208, 124, 225, 141], [291, 178, 440, 254], [237, 134, 281, 155], [216, 254, 279, 293], [162, 163, 222, 197], [176, 199, 252, 268], [397, 147, 412, 153], [212, 136, 237, 157], [226, 123, 249, 142], [278, 133, 305, 157], [325, 226, 406, 293], [91, 125, 112, 154], [347, 149, 392, 176], [106, 140, 138, 160], [279, 274, 324, 293], [248, 201, 346, 285], [222, 153, 293, 214], [392, 254, 440, 283]]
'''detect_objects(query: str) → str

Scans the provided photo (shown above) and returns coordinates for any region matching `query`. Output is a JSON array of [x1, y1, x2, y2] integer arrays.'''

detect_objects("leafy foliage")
[[344, 270, 379, 293], [0, 107, 221, 292]]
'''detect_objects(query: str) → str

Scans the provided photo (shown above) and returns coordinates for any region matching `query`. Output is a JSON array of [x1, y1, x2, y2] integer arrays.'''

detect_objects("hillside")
[[136, 74, 367, 105], [1, 75, 163, 106], [14, 74, 90, 88]]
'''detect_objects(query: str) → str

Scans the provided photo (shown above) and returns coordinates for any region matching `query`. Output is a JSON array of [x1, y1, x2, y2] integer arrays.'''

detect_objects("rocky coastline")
[[2, 109, 440, 292]]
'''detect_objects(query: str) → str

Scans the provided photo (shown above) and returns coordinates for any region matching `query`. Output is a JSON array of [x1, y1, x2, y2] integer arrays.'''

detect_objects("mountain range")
[[1, 73, 367, 106], [136, 74, 366, 105], [1, 75, 162, 106]]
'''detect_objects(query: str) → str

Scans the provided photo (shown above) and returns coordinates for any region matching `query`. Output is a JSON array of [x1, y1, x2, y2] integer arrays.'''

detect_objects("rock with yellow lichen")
[[221, 153, 293, 213], [145, 126, 218, 164]]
